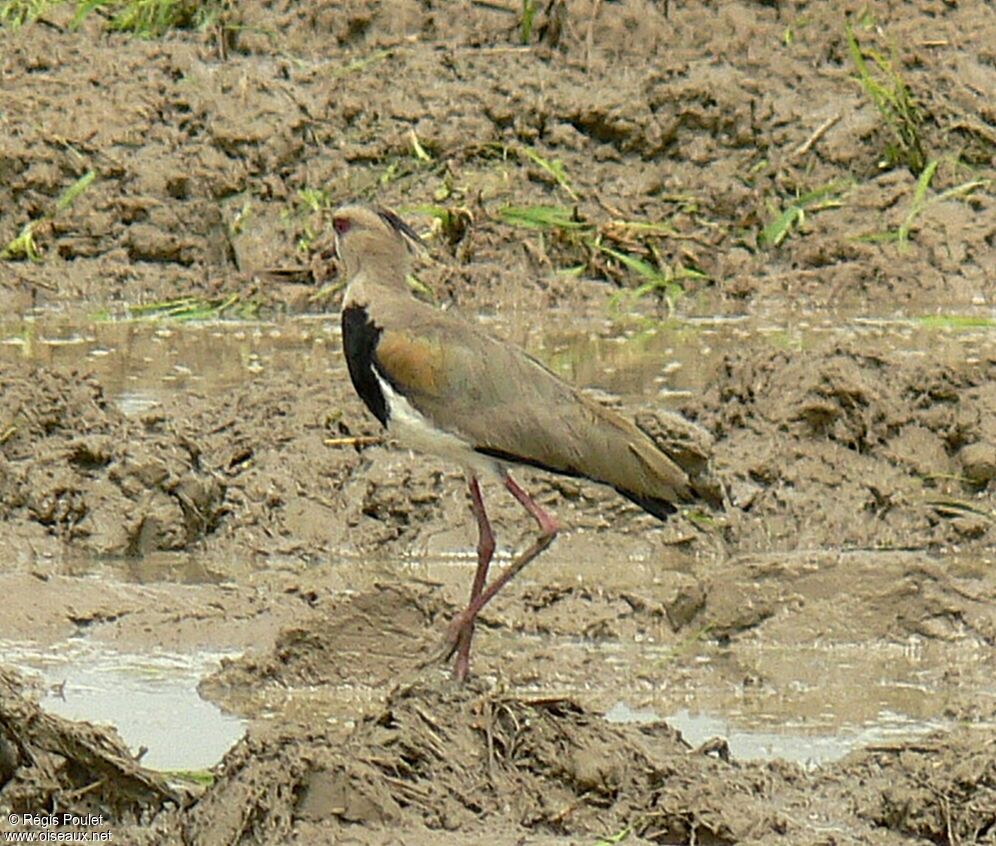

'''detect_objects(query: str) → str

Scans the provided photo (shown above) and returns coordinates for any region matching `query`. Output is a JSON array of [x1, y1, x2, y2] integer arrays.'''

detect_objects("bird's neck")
[[343, 266, 409, 309]]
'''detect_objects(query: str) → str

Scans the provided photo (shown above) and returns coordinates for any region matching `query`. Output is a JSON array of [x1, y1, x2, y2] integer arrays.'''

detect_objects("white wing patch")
[[374, 370, 501, 477]]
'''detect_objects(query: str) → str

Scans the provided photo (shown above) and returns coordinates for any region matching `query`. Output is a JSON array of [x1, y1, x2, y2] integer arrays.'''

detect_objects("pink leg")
[[504, 474, 560, 536], [452, 477, 496, 682], [456, 475, 559, 623], [429, 474, 560, 680]]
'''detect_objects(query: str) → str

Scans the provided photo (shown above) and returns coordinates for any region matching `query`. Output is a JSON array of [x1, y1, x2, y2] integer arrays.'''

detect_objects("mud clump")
[[2, 1, 992, 311], [194, 585, 995, 844], [3, 649, 993, 845], [688, 347, 996, 551], [185, 679, 773, 845], [201, 584, 446, 703], [193, 697, 994, 844], [845, 737, 996, 843], [0, 362, 226, 562]]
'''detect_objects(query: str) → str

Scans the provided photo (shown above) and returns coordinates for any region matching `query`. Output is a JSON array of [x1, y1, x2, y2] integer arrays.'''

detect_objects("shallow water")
[[653, 707, 947, 766], [604, 629, 985, 766], [2, 639, 245, 771], [3, 306, 996, 409], [2, 307, 995, 769]]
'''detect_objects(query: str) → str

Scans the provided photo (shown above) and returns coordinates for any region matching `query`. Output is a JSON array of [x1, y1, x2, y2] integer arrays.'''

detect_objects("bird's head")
[[331, 205, 424, 287]]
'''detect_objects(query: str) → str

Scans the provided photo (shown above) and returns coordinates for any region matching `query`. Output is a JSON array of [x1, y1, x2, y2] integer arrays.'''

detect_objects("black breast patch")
[[342, 305, 389, 426]]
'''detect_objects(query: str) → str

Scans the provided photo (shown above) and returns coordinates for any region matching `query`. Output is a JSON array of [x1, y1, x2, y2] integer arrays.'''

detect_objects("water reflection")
[[3, 307, 995, 412]]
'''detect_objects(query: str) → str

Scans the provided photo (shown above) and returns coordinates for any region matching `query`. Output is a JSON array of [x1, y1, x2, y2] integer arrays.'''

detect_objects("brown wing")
[[372, 304, 693, 510]]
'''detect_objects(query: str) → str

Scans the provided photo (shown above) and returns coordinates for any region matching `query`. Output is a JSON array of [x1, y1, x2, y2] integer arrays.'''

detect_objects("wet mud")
[[2, 0, 995, 844]]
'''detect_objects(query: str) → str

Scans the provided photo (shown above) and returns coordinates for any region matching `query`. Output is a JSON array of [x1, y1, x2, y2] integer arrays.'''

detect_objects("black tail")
[[614, 487, 677, 522]]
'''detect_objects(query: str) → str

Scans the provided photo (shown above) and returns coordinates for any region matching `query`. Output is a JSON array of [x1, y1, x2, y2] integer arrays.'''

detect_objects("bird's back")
[[362, 295, 694, 519]]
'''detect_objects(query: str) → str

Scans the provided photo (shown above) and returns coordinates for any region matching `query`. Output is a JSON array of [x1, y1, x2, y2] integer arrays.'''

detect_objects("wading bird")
[[334, 205, 703, 681]]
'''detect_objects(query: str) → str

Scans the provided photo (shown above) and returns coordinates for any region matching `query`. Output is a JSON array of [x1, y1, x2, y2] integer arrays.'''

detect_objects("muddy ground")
[[1, 0, 995, 844]]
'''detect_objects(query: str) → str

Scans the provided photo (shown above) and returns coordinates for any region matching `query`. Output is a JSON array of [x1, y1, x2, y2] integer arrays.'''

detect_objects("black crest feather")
[[375, 207, 425, 253]]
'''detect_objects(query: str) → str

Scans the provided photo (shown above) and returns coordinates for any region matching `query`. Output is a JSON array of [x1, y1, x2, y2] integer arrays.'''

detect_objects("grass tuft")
[[1, 222, 43, 261], [846, 22, 926, 174], [166, 769, 216, 787], [406, 203, 472, 246], [601, 244, 701, 315], [594, 828, 631, 846], [0, 0, 229, 35], [496, 204, 707, 315], [408, 128, 432, 163], [854, 163, 989, 249], [0, 0, 53, 27], [498, 204, 587, 230], [516, 146, 579, 200], [77, 0, 226, 36], [897, 159, 938, 250], [282, 187, 334, 252]]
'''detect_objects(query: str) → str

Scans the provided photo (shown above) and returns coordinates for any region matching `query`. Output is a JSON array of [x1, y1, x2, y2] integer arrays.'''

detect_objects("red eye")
[[333, 217, 351, 235]]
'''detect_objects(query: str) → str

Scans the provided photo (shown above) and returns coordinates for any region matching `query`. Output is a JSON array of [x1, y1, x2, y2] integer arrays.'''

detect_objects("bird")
[[333, 204, 703, 682]]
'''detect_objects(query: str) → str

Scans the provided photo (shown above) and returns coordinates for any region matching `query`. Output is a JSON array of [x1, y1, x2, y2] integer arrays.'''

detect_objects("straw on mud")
[[791, 112, 842, 160], [329, 48, 392, 79], [584, 0, 603, 70], [324, 436, 383, 448], [925, 497, 995, 521], [107, 292, 250, 322]]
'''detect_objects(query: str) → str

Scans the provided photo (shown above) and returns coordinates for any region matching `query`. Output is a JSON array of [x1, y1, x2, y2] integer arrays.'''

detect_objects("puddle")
[[489, 582, 993, 766], [605, 701, 946, 767], [58, 548, 257, 585], [664, 707, 947, 766], [595, 629, 992, 765], [3, 307, 995, 414], [2, 639, 246, 772], [0, 311, 339, 407]]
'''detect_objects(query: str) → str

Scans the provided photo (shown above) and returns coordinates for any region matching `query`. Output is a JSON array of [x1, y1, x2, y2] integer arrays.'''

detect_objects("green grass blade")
[[594, 827, 631, 846], [409, 128, 432, 162], [518, 147, 579, 200], [56, 169, 96, 211], [898, 158, 938, 248], [498, 204, 587, 230], [597, 244, 665, 283], [1, 222, 41, 261]]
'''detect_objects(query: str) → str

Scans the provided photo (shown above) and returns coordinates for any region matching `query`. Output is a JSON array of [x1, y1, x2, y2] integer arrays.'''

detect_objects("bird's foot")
[[417, 611, 474, 673]]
